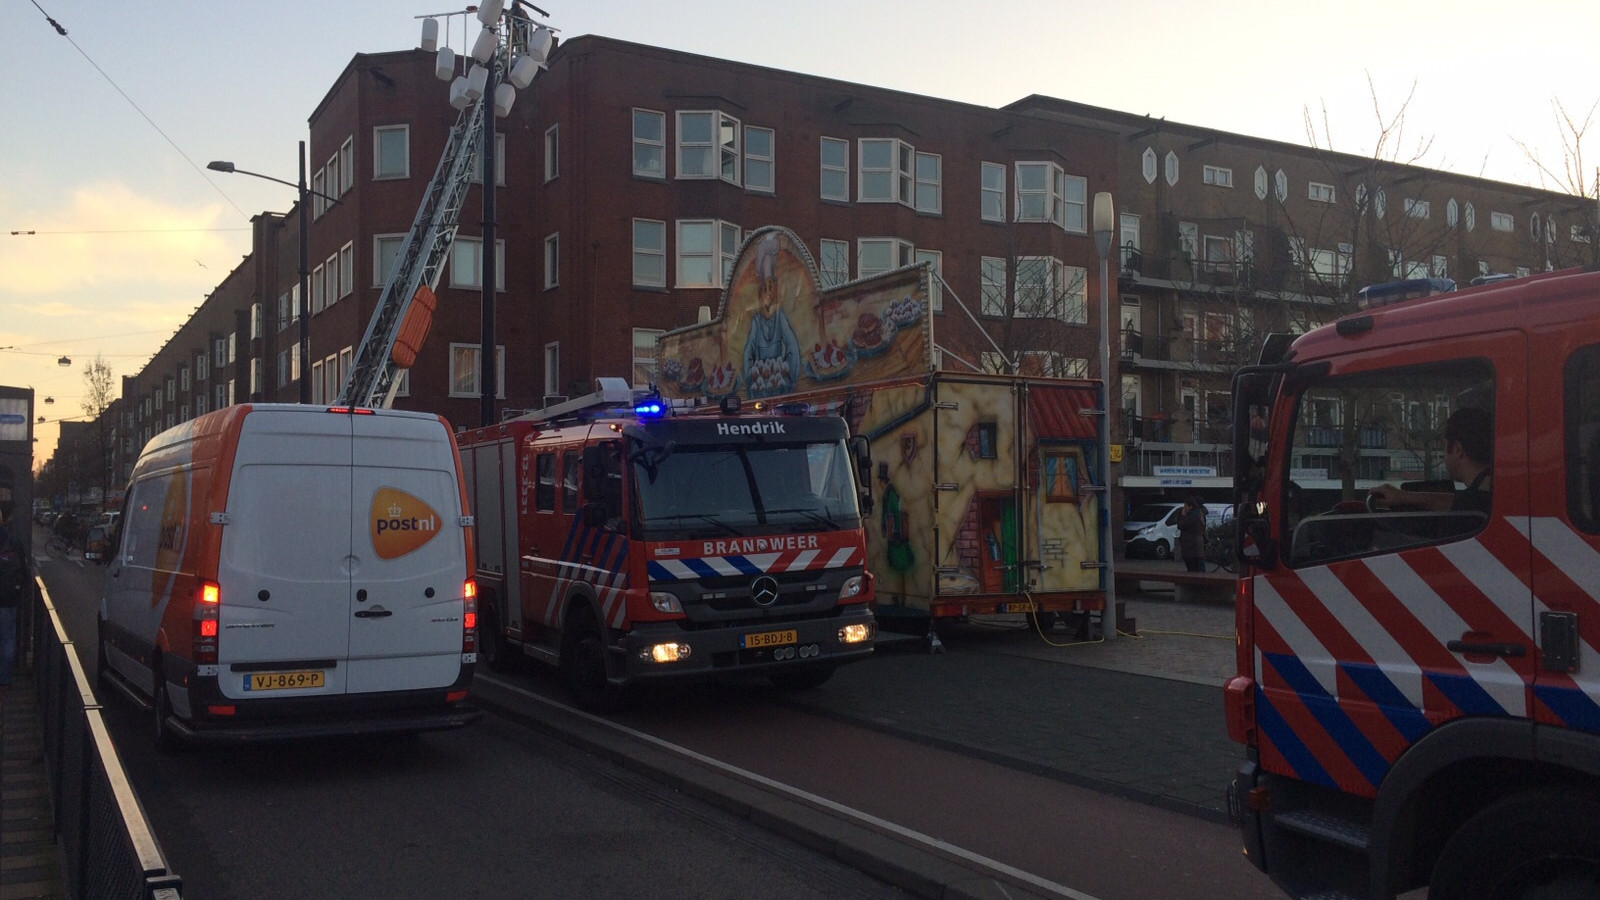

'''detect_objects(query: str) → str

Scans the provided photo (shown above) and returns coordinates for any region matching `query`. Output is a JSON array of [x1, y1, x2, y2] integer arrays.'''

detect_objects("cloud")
[[1, 182, 242, 296]]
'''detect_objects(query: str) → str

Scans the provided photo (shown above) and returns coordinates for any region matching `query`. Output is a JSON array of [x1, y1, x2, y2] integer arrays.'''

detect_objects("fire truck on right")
[[1227, 266, 1600, 900]]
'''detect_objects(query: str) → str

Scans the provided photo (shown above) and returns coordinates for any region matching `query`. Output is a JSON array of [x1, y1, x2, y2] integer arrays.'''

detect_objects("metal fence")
[[27, 578, 184, 900]]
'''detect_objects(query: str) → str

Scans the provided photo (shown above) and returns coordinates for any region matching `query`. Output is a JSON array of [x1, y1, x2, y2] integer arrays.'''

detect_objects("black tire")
[[1428, 789, 1600, 900], [560, 606, 627, 714], [478, 597, 516, 673], [1152, 540, 1172, 560], [152, 665, 184, 754], [768, 665, 836, 691]]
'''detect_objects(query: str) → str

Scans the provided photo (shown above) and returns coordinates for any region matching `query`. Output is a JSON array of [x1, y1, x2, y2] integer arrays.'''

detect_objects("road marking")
[[482, 674, 1104, 900]]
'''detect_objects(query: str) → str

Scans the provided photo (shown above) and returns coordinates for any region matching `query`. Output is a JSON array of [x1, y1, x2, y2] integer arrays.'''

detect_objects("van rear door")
[[345, 413, 468, 693], [215, 409, 356, 698]]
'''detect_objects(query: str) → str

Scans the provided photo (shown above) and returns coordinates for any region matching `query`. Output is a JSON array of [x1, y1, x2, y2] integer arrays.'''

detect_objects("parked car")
[[1123, 503, 1184, 559]]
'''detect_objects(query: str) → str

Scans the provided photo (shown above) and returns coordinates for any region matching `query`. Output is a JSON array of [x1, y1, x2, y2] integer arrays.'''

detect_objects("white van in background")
[[99, 404, 481, 750]]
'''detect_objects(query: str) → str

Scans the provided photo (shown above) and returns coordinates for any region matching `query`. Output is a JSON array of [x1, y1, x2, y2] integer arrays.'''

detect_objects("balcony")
[[1303, 425, 1390, 449], [1121, 330, 1242, 371], [1121, 411, 1230, 446]]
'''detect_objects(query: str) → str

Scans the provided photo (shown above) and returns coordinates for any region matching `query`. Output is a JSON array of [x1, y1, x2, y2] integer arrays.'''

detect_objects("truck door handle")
[[354, 607, 392, 619], [1446, 640, 1525, 658]]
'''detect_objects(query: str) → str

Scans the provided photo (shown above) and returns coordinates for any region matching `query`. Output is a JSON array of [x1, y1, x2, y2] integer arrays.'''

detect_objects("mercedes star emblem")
[[751, 575, 780, 606]]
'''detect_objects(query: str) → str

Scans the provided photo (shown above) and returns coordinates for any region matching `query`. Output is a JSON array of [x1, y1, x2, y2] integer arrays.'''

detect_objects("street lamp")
[[208, 150, 340, 404], [1093, 191, 1116, 641]]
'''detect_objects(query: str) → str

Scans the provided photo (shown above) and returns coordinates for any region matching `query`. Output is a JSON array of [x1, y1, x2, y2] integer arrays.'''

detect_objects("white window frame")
[[820, 137, 849, 201], [373, 234, 405, 287], [544, 124, 558, 182], [312, 168, 327, 218], [448, 343, 507, 399], [675, 220, 740, 288], [1308, 182, 1336, 203], [249, 303, 262, 341], [857, 237, 913, 280], [339, 242, 354, 298], [675, 110, 740, 184], [1491, 211, 1514, 232], [373, 124, 409, 180], [632, 329, 663, 388], [544, 233, 560, 289], [632, 219, 667, 288], [913, 151, 941, 214], [819, 239, 849, 287], [915, 248, 943, 312], [325, 252, 339, 306], [1014, 161, 1060, 223], [980, 256, 1007, 316], [311, 263, 326, 314], [543, 342, 560, 399], [981, 162, 1006, 222], [1574, 223, 1593, 244], [449, 236, 507, 290], [1405, 198, 1431, 219], [195, 352, 208, 382], [633, 108, 666, 179], [339, 136, 355, 194], [1202, 165, 1233, 188], [470, 132, 506, 186], [859, 138, 913, 204], [744, 126, 774, 194], [250, 357, 262, 396], [1179, 222, 1199, 260]]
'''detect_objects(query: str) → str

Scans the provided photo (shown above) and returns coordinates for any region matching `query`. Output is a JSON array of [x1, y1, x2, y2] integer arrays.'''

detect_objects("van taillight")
[[462, 580, 477, 653], [194, 580, 221, 665], [325, 406, 376, 415]]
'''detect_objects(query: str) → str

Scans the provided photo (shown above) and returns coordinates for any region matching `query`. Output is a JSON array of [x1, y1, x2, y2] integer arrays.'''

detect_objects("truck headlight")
[[837, 622, 873, 645], [839, 575, 865, 601], [649, 591, 683, 614], [639, 642, 692, 663]]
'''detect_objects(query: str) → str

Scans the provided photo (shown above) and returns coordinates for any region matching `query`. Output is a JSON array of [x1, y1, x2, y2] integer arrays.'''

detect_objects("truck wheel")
[[152, 665, 184, 754], [769, 665, 835, 690], [1428, 789, 1600, 900], [478, 599, 516, 673], [561, 607, 627, 714]]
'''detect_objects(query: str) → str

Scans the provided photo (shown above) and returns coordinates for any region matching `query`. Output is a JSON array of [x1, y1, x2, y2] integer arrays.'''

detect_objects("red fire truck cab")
[[458, 379, 877, 711], [1227, 266, 1600, 898]]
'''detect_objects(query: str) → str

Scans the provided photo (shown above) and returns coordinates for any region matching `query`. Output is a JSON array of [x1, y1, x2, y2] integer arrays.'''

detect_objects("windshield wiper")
[[652, 513, 744, 537], [762, 507, 839, 530]]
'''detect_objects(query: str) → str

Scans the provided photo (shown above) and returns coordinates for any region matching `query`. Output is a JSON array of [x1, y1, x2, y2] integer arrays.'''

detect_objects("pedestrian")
[[0, 499, 32, 686], [1178, 496, 1207, 573]]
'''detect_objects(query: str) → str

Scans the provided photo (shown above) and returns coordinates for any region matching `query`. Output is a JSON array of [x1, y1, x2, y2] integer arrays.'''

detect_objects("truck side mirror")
[[1242, 509, 1278, 570], [849, 435, 872, 490]]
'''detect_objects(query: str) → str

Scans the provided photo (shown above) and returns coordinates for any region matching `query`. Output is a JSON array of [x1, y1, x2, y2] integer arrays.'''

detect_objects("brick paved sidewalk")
[[1, 679, 62, 900]]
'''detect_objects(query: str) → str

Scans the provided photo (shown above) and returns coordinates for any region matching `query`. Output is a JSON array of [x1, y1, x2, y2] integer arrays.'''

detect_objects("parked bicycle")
[[45, 534, 71, 559], [1205, 533, 1235, 573]]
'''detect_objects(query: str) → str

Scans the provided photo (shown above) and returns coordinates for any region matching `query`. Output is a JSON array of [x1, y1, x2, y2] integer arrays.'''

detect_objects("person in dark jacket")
[[1177, 496, 1208, 573]]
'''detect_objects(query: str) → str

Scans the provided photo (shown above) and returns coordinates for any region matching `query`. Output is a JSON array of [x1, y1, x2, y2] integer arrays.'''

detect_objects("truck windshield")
[[631, 439, 861, 539]]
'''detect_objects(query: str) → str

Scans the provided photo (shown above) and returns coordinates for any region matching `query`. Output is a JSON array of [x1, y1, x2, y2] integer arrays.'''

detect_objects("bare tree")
[[1515, 97, 1600, 265], [81, 354, 116, 505]]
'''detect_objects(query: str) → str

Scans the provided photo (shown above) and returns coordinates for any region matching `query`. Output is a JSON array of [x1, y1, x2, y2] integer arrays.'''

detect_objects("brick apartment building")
[[87, 32, 1590, 523]]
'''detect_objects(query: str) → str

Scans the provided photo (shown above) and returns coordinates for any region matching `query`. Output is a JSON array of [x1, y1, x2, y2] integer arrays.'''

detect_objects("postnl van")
[[98, 403, 480, 749]]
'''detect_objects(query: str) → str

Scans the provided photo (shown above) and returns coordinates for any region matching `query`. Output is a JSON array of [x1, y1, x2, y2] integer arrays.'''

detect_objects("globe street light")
[[208, 147, 340, 403]]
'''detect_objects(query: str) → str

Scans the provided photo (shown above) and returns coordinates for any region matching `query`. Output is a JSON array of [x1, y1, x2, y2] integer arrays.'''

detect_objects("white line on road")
[[481, 674, 1105, 900]]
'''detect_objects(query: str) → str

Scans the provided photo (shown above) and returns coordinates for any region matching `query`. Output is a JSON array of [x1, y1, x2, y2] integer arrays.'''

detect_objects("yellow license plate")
[[741, 629, 798, 649], [1001, 601, 1037, 613], [244, 671, 325, 692]]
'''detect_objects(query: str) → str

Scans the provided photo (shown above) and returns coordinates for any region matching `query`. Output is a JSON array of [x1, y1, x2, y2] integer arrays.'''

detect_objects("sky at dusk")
[[4, 0, 1597, 460]]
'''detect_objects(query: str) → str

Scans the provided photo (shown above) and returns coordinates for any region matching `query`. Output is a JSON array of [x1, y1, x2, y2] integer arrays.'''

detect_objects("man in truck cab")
[[1367, 406, 1492, 514]]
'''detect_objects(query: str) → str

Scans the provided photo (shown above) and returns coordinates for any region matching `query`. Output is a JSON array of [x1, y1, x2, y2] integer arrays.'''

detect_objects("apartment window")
[[544, 342, 560, 398], [180, 366, 191, 392], [194, 394, 207, 417], [311, 263, 326, 313], [676, 220, 740, 288], [857, 238, 913, 280], [326, 152, 340, 202], [915, 249, 943, 312], [1015, 257, 1086, 323], [1491, 211, 1514, 232], [632, 219, 666, 287], [339, 242, 354, 297], [820, 137, 849, 201], [312, 169, 327, 218], [914, 152, 941, 214], [276, 291, 291, 331], [1204, 235, 1234, 268], [633, 109, 665, 178], [373, 234, 405, 286], [632, 329, 663, 387], [819, 239, 849, 287], [1120, 214, 1141, 270], [745, 126, 774, 193], [1014, 163, 1086, 231], [1465, 203, 1477, 231], [339, 346, 353, 393], [310, 360, 323, 403], [339, 136, 354, 193], [677, 110, 740, 183], [1203, 165, 1233, 187], [195, 352, 208, 382], [1574, 224, 1593, 244], [250, 302, 262, 340], [1179, 222, 1199, 260], [276, 350, 288, 388], [859, 138, 912, 204], [323, 354, 338, 404], [981, 162, 1006, 222], [980, 257, 1007, 316], [449, 236, 506, 290], [289, 341, 300, 382], [449, 343, 507, 398], [543, 125, 559, 182], [1405, 198, 1431, 219], [392, 370, 409, 398], [325, 252, 339, 304], [250, 358, 263, 396], [544, 233, 559, 289], [470, 132, 506, 185], [1431, 255, 1449, 278], [1308, 182, 1336, 203], [373, 125, 409, 179]]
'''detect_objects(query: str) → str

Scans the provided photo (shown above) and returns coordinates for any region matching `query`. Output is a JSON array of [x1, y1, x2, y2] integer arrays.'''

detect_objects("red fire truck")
[[1227, 267, 1600, 899], [457, 378, 877, 711]]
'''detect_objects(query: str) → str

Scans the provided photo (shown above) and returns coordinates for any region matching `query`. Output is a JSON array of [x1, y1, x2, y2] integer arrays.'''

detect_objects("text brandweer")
[[716, 421, 786, 436], [702, 534, 819, 555]]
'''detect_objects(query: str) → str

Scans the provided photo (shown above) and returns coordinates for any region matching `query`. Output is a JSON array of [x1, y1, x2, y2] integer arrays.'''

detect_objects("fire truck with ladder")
[[455, 380, 878, 712], [1227, 266, 1600, 899]]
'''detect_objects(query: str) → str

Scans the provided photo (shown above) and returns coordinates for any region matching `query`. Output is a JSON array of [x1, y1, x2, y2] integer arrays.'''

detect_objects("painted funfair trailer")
[[656, 226, 1110, 635]]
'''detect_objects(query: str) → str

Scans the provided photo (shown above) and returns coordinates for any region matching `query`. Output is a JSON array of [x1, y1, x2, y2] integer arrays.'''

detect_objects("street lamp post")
[[207, 147, 338, 404], [1093, 191, 1117, 641]]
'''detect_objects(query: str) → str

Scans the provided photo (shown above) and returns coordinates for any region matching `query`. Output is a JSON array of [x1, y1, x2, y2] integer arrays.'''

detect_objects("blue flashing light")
[[634, 400, 666, 418]]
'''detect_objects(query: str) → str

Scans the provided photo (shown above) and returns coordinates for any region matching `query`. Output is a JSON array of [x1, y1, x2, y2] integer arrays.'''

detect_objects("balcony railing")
[[1121, 411, 1231, 445], [1303, 425, 1390, 449]]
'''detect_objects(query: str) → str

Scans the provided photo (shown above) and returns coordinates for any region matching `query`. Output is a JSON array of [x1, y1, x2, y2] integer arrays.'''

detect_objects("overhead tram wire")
[[24, 0, 251, 222]]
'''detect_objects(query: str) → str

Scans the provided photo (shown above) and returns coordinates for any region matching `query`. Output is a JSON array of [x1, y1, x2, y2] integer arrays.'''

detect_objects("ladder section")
[[338, 82, 488, 408]]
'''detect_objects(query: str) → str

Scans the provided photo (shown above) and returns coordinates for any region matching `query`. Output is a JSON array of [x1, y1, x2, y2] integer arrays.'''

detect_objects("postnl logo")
[[369, 487, 442, 560]]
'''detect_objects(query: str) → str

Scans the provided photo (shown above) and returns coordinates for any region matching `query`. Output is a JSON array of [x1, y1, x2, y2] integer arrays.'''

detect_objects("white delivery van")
[[98, 404, 481, 750]]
